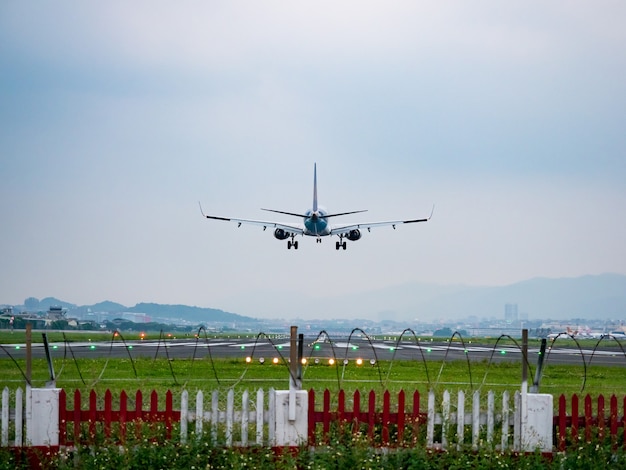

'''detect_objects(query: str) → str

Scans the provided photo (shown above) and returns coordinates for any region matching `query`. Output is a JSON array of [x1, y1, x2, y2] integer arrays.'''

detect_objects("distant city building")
[[504, 303, 518, 323]]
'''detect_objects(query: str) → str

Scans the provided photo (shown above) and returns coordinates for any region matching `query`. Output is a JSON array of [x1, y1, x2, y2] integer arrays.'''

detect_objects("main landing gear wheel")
[[287, 240, 299, 250], [335, 241, 347, 250]]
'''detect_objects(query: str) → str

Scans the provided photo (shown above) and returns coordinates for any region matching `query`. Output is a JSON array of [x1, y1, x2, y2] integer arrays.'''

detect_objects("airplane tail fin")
[[313, 163, 318, 212]]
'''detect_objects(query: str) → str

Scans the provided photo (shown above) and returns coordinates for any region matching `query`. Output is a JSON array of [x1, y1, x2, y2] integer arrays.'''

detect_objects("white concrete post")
[[26, 388, 61, 446], [273, 390, 308, 446], [519, 392, 553, 452]]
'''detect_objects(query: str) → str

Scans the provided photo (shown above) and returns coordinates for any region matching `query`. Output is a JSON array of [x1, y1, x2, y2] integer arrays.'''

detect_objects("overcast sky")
[[1, 2, 625, 320]]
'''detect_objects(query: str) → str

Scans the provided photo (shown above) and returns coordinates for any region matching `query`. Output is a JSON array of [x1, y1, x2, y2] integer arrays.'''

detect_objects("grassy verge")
[[1, 356, 625, 401]]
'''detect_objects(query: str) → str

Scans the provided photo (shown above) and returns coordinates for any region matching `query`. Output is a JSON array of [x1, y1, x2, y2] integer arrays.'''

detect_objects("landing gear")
[[287, 236, 299, 250], [335, 238, 347, 250]]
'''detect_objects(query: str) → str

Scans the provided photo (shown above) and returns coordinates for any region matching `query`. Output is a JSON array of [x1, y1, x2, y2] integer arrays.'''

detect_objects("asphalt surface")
[[3, 337, 626, 368]]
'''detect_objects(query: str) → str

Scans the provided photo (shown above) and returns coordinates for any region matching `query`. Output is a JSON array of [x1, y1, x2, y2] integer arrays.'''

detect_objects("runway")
[[3, 337, 625, 368]]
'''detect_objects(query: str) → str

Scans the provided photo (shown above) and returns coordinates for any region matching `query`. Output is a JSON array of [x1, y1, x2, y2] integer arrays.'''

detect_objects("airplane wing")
[[199, 203, 305, 234], [330, 206, 434, 236]]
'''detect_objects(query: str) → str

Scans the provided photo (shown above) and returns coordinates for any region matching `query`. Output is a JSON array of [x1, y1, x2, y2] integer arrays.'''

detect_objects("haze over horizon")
[[1, 3, 625, 320]]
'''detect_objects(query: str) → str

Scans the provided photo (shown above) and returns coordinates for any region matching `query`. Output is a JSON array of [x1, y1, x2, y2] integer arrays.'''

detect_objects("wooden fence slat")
[[307, 389, 315, 446], [120, 390, 128, 443], [323, 389, 331, 443], [2, 387, 9, 446], [501, 391, 509, 451], [487, 390, 494, 446], [73, 389, 81, 445], [610, 395, 618, 449], [256, 389, 264, 445], [456, 390, 465, 450], [367, 390, 375, 441], [426, 390, 435, 447], [15, 387, 23, 447], [104, 389, 112, 439], [211, 390, 219, 443], [585, 394, 592, 443], [382, 390, 390, 446], [180, 390, 188, 444], [226, 389, 234, 447], [135, 390, 143, 440], [352, 390, 361, 435], [472, 390, 480, 450], [397, 390, 405, 444], [597, 395, 605, 441], [558, 394, 567, 451], [241, 389, 249, 447], [441, 390, 450, 449], [572, 394, 579, 444]]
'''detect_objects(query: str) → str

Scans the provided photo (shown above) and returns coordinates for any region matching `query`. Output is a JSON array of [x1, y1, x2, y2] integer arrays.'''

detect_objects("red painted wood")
[[104, 390, 112, 438], [73, 390, 81, 445], [598, 395, 605, 441], [307, 389, 315, 445], [610, 395, 618, 449], [323, 389, 331, 443], [585, 394, 593, 443], [397, 390, 405, 444], [120, 390, 128, 443], [352, 390, 361, 435], [89, 390, 97, 441], [135, 390, 143, 440], [382, 390, 390, 446], [558, 395, 567, 451], [367, 390, 375, 441], [571, 394, 579, 444]]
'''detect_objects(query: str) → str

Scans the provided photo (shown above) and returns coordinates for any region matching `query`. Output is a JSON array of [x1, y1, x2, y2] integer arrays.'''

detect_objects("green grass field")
[[2, 330, 625, 403]]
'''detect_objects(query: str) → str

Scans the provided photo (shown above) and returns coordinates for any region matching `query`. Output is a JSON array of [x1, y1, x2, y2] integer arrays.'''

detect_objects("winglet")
[[198, 201, 207, 218]]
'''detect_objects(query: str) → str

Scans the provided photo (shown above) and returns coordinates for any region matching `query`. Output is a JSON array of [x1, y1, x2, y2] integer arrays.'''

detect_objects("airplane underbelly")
[[304, 220, 330, 236]]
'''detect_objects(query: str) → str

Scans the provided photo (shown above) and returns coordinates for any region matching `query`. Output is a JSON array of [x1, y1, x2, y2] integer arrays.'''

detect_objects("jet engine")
[[274, 228, 291, 240], [346, 229, 361, 241]]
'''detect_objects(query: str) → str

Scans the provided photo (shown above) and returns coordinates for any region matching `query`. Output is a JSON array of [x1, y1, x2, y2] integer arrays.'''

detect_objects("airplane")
[[199, 163, 433, 250]]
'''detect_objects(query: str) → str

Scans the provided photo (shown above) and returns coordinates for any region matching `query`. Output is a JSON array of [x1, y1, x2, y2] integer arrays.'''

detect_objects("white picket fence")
[[2, 386, 525, 450], [426, 389, 521, 451], [179, 388, 275, 446], [1, 387, 24, 447]]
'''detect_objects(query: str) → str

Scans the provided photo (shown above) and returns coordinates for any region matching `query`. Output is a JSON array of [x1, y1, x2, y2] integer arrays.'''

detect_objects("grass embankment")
[[2, 330, 625, 401]]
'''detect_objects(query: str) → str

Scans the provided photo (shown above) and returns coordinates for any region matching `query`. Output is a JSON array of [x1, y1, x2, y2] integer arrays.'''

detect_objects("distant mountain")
[[126, 302, 259, 324], [7, 273, 625, 323], [320, 273, 626, 321]]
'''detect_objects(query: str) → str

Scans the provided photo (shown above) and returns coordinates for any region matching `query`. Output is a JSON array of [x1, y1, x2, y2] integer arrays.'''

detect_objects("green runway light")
[[278, 345, 283, 350], [500, 350, 506, 355], [15, 346, 20, 350], [314, 345, 320, 350], [90, 345, 96, 350], [240, 345, 245, 349], [427, 348, 432, 352], [352, 346, 358, 350]]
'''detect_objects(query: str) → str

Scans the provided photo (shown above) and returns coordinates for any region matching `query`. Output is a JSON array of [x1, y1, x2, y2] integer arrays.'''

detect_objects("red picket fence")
[[55, 388, 626, 452], [555, 394, 626, 451], [307, 389, 427, 447], [58, 389, 180, 446]]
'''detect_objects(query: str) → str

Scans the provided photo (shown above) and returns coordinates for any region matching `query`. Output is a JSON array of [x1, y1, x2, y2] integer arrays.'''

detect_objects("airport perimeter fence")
[[2, 386, 626, 454]]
